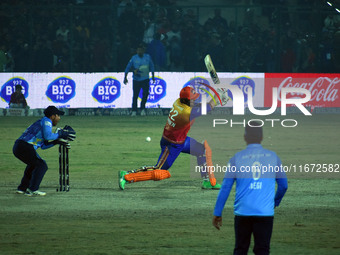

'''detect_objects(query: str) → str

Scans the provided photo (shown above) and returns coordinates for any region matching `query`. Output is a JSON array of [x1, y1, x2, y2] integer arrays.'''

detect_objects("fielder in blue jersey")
[[213, 121, 288, 255], [124, 42, 155, 116], [13, 106, 75, 196]]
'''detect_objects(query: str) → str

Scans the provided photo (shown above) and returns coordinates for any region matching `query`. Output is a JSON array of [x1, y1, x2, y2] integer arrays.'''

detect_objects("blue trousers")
[[13, 140, 48, 191], [156, 137, 206, 177], [132, 79, 150, 111], [234, 216, 274, 255]]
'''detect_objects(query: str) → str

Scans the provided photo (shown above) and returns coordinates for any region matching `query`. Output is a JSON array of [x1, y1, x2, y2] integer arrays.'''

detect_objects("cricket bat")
[[204, 54, 229, 106], [204, 54, 220, 84], [203, 55, 229, 187]]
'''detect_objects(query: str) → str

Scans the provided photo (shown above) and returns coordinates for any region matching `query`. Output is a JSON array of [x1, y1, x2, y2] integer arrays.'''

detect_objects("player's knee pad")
[[204, 140, 212, 158], [152, 170, 171, 181], [124, 169, 171, 183], [203, 140, 216, 186]]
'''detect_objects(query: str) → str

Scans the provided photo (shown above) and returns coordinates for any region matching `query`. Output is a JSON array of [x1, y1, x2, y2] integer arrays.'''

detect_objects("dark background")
[[0, 0, 339, 73]]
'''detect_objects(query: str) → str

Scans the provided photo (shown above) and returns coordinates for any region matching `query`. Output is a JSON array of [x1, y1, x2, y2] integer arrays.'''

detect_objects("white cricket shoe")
[[25, 188, 46, 196]]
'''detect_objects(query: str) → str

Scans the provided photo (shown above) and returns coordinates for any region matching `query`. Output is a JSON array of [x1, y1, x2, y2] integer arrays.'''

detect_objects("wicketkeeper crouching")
[[13, 106, 76, 196]]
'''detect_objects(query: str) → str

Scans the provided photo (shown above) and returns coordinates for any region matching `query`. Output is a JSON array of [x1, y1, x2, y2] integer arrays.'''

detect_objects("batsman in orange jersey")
[[118, 86, 229, 190]]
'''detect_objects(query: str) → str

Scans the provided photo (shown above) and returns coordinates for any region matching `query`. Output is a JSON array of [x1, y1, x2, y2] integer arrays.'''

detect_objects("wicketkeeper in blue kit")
[[13, 106, 76, 196], [212, 121, 288, 255]]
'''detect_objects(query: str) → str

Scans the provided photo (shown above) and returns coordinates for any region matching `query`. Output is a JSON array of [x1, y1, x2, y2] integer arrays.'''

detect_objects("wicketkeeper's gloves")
[[57, 126, 76, 141], [63, 125, 76, 141]]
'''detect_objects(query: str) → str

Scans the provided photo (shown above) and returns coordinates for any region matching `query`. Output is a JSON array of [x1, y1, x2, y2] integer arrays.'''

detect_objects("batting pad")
[[204, 140, 217, 187], [125, 170, 171, 183]]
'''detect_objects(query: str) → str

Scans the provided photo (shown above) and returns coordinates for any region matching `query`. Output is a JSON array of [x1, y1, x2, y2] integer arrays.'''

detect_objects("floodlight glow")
[[336, 8, 340, 13], [327, 1, 332, 6]]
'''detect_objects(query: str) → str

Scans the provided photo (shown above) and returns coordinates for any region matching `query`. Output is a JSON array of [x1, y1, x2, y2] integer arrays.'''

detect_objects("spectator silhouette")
[[208, 8, 229, 33], [12, 39, 30, 72], [147, 32, 167, 71], [0, 43, 9, 72], [142, 9, 156, 44], [33, 38, 54, 72], [9, 85, 28, 109], [56, 23, 69, 42], [181, 20, 198, 71]]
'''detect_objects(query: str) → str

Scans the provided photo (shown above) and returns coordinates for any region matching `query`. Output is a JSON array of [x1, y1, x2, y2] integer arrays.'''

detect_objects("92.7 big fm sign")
[[0, 77, 29, 104], [92, 77, 121, 104], [138, 76, 167, 106], [45, 76, 76, 103]]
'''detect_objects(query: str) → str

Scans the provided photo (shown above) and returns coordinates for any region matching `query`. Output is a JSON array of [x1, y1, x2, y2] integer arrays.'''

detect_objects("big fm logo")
[[92, 77, 121, 103], [184, 77, 223, 108], [46, 76, 76, 103], [0, 77, 29, 103], [138, 77, 166, 103], [183, 77, 210, 101], [227, 76, 255, 103]]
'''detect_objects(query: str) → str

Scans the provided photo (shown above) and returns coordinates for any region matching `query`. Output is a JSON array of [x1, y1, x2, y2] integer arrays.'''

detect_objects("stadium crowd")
[[0, 0, 339, 73]]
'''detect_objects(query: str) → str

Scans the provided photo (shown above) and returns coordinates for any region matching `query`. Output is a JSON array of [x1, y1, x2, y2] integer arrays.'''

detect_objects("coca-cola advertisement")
[[264, 73, 340, 109]]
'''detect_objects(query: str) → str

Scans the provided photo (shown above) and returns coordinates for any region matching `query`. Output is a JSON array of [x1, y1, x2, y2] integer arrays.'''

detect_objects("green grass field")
[[0, 114, 339, 255]]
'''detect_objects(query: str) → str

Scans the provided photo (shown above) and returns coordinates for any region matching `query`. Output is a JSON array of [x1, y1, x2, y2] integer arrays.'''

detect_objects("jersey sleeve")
[[213, 177, 234, 217], [213, 157, 236, 217], [41, 119, 59, 141], [224, 156, 237, 179], [41, 141, 55, 150], [275, 156, 288, 207], [124, 57, 133, 74]]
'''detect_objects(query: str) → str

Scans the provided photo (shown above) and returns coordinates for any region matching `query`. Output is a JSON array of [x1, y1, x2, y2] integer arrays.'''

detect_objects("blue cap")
[[44, 106, 65, 117]]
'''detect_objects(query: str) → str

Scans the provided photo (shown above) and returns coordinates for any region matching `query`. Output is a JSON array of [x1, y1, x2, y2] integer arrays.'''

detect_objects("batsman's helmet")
[[180, 86, 200, 100]]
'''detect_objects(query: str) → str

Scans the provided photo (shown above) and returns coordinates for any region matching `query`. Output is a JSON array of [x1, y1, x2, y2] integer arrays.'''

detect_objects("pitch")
[[0, 114, 339, 255]]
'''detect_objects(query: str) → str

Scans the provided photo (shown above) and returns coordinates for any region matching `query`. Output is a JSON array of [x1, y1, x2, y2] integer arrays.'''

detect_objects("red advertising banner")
[[264, 73, 340, 109]]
